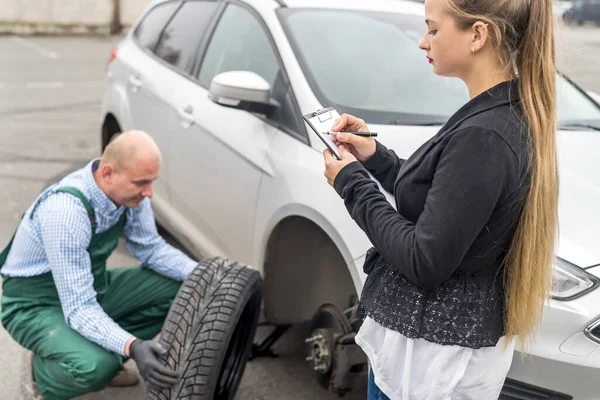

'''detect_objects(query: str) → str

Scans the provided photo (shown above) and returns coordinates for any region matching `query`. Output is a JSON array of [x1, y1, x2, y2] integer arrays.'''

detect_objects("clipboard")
[[303, 106, 342, 160]]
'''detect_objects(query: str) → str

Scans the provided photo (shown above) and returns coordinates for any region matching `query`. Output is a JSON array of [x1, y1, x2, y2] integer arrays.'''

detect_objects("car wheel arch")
[[102, 113, 122, 150], [261, 215, 357, 326]]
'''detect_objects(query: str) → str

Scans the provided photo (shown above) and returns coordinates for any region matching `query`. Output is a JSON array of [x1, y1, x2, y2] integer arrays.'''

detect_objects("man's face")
[[108, 157, 160, 208]]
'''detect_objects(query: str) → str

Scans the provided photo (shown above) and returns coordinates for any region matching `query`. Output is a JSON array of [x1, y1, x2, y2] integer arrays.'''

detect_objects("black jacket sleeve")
[[333, 127, 516, 291], [361, 140, 405, 193]]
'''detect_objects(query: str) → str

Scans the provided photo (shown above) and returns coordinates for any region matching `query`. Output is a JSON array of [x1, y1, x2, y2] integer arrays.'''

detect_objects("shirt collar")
[[83, 158, 125, 215], [436, 80, 520, 139]]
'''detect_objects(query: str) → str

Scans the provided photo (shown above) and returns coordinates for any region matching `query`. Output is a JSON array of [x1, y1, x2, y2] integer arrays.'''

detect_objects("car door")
[[166, 2, 305, 263], [124, 0, 181, 201], [132, 0, 220, 207]]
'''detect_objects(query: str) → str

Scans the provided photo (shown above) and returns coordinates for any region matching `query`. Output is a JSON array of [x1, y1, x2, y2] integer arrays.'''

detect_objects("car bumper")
[[507, 351, 600, 399], [505, 265, 600, 399]]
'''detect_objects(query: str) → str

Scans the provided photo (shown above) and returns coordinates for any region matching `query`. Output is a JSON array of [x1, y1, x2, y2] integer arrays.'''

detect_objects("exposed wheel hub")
[[305, 328, 333, 374], [304, 304, 368, 396]]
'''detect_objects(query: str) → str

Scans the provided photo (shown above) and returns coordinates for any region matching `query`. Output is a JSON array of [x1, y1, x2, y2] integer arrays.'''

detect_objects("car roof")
[[148, 0, 425, 16], [270, 0, 424, 15], [279, 0, 425, 15]]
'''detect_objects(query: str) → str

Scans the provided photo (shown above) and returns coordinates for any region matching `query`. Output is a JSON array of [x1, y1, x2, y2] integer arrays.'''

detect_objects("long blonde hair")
[[445, 0, 559, 350]]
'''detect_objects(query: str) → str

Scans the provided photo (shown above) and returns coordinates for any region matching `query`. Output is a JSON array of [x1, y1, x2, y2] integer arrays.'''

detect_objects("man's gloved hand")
[[130, 339, 180, 388]]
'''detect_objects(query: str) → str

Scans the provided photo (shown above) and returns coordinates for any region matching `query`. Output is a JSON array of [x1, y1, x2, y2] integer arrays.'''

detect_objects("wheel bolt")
[[305, 334, 323, 343]]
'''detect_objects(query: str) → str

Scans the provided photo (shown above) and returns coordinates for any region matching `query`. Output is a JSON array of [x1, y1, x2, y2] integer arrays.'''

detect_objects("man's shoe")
[[108, 361, 140, 387], [28, 352, 45, 400]]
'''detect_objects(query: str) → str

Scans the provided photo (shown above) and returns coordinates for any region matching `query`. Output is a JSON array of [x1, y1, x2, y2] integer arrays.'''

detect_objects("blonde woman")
[[323, 0, 558, 398]]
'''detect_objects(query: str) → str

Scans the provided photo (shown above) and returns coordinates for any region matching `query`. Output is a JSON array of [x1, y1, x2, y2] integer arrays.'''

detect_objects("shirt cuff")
[[333, 161, 367, 197], [181, 259, 198, 281], [108, 327, 137, 356]]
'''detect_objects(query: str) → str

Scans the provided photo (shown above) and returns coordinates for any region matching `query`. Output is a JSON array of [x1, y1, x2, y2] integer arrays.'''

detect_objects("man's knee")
[[61, 349, 122, 391], [36, 349, 123, 399]]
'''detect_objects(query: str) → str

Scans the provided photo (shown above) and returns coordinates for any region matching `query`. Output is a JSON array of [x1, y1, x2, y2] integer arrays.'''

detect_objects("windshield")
[[278, 8, 600, 127]]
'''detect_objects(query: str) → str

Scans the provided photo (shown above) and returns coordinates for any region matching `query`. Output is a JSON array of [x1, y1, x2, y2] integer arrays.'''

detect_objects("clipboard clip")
[[311, 108, 333, 123]]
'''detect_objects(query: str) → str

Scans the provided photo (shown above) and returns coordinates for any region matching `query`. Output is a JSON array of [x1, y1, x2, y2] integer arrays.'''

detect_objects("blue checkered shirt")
[[2, 159, 196, 356]]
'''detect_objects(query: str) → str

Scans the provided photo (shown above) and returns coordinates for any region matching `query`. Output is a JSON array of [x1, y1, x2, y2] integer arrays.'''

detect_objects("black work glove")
[[130, 339, 180, 388]]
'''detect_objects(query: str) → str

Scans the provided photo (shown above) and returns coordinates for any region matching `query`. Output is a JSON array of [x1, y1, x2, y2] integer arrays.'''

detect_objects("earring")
[[472, 47, 475, 54]]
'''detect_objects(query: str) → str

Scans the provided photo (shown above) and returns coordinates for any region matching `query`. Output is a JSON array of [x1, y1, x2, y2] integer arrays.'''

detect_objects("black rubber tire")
[[147, 256, 263, 400]]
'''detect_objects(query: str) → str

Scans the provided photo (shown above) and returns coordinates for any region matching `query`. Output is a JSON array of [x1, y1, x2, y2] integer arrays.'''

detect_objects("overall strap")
[[1, 187, 97, 271], [0, 235, 15, 267], [30, 187, 97, 231]]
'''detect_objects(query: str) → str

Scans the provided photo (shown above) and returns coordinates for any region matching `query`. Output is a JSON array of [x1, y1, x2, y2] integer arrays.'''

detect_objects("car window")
[[154, 0, 219, 73], [133, 1, 180, 52], [198, 4, 280, 88]]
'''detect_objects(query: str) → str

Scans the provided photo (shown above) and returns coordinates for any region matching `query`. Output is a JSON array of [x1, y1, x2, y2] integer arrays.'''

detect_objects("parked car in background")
[[563, 0, 600, 24], [102, 0, 600, 398], [555, 0, 575, 16]]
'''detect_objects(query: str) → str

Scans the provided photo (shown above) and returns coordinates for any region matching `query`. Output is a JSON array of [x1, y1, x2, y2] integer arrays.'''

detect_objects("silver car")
[[102, 0, 600, 398]]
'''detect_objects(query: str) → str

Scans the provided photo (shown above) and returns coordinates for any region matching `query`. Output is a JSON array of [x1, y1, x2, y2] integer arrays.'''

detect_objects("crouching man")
[[0, 131, 195, 400]]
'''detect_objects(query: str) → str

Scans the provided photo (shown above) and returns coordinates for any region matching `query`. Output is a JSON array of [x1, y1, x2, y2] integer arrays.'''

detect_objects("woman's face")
[[419, 0, 474, 80]]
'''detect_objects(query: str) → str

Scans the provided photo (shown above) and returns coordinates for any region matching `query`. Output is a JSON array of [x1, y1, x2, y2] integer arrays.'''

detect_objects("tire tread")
[[147, 257, 262, 400]]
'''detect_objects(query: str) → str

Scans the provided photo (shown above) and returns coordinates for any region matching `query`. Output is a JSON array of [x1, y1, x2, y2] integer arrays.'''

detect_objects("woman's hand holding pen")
[[330, 114, 377, 163]]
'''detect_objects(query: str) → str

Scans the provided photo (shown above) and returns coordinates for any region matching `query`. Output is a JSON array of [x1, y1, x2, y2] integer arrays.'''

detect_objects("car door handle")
[[128, 75, 142, 92], [177, 105, 195, 127]]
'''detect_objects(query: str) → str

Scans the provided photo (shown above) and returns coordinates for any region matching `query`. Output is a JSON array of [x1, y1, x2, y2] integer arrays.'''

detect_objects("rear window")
[[133, 1, 180, 52], [154, 1, 219, 73]]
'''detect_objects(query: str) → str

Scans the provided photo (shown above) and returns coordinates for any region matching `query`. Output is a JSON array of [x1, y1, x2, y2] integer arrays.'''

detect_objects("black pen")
[[325, 131, 378, 137]]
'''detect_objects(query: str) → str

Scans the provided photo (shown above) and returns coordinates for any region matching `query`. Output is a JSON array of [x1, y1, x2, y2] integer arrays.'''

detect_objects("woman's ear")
[[471, 21, 489, 53]]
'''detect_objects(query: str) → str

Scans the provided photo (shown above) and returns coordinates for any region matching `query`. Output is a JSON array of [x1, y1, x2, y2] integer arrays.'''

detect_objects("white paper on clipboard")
[[303, 107, 342, 160]]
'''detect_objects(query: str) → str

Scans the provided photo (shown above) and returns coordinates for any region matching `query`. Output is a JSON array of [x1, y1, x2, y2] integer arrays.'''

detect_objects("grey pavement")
[[0, 22, 599, 400]]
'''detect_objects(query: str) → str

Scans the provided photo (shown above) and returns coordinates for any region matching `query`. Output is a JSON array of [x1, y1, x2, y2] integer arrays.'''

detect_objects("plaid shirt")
[[2, 159, 196, 355]]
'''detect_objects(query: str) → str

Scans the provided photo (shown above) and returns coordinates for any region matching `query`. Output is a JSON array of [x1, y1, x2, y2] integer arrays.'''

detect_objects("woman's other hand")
[[323, 145, 358, 187]]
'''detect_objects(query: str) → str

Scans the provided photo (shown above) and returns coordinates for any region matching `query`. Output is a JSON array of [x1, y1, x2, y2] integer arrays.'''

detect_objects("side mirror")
[[587, 90, 600, 105], [209, 71, 278, 116]]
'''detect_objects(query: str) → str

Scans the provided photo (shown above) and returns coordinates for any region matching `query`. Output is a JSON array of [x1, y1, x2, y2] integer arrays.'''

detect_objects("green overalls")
[[0, 187, 181, 400]]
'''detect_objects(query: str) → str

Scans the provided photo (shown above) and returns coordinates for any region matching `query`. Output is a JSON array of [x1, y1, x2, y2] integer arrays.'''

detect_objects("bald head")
[[95, 130, 161, 208], [101, 130, 161, 171]]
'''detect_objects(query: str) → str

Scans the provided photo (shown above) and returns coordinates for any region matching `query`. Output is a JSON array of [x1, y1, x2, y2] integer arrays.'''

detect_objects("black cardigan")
[[333, 80, 531, 348]]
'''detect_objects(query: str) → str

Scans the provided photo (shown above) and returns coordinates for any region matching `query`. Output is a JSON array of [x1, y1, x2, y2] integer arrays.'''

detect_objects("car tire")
[[147, 256, 263, 400]]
